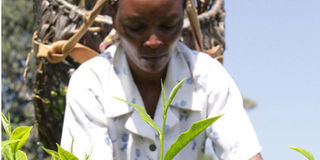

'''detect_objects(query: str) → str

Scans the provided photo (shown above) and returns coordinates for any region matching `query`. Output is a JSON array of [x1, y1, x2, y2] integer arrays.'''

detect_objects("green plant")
[[42, 143, 84, 160], [1, 113, 32, 160], [1, 113, 81, 160], [289, 146, 315, 160], [42, 136, 91, 160], [115, 78, 223, 160]]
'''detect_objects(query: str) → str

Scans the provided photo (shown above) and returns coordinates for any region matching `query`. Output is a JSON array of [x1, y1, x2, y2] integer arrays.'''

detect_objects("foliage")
[[2, 113, 83, 160], [164, 115, 222, 160], [1, 0, 46, 159], [288, 146, 315, 160], [42, 144, 80, 160], [113, 98, 161, 135], [116, 79, 223, 160], [1, 113, 33, 160]]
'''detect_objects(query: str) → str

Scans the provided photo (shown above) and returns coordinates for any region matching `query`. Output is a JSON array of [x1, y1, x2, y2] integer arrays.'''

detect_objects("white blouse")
[[61, 42, 262, 160]]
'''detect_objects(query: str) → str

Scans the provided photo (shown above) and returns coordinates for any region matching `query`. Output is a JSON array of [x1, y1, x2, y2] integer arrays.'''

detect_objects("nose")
[[144, 34, 163, 49]]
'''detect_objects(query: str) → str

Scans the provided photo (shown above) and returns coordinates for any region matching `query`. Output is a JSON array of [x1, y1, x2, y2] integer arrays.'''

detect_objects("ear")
[[107, 5, 117, 30]]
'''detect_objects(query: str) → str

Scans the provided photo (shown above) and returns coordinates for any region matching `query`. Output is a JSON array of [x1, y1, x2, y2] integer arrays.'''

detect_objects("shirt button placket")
[[146, 143, 158, 160], [149, 144, 157, 151]]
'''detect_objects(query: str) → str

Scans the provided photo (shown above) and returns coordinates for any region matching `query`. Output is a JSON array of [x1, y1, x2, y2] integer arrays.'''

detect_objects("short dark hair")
[[109, 0, 187, 17]]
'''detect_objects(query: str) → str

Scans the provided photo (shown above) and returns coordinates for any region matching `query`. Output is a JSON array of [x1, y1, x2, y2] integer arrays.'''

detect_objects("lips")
[[137, 46, 172, 62], [141, 54, 167, 60], [139, 48, 169, 61]]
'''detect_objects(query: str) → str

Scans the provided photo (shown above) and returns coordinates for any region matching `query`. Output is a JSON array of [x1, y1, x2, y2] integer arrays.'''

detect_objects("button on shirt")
[[61, 42, 262, 160]]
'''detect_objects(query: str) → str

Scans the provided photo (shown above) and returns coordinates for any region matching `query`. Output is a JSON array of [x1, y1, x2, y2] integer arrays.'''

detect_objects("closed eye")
[[126, 24, 145, 32], [161, 24, 177, 30], [123, 18, 146, 33], [160, 18, 181, 31]]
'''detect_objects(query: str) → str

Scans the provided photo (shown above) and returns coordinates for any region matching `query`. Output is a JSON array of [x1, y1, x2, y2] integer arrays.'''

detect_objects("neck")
[[126, 55, 168, 119], [129, 62, 168, 87]]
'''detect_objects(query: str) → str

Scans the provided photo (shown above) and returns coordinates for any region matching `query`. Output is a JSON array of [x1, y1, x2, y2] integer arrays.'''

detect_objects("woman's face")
[[113, 0, 184, 74]]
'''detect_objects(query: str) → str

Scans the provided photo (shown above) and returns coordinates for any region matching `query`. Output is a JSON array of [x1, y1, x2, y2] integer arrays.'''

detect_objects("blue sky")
[[223, 0, 320, 159]]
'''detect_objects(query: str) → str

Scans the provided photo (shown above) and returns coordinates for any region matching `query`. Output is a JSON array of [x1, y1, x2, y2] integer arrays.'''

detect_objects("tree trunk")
[[32, 0, 225, 150]]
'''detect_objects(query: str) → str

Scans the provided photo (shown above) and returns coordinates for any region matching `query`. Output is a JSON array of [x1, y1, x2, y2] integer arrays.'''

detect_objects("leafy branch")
[[116, 78, 223, 160]]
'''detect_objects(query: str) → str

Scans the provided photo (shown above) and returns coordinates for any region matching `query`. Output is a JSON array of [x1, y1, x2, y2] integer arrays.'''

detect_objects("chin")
[[143, 67, 164, 74], [142, 64, 167, 74]]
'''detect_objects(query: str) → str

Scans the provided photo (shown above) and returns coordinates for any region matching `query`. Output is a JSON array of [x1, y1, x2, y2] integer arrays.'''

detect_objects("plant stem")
[[160, 79, 166, 160], [159, 134, 164, 160], [160, 111, 167, 160]]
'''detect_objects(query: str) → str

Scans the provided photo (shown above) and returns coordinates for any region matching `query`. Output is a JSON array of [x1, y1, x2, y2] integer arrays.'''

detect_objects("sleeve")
[[205, 61, 262, 160], [60, 68, 114, 160]]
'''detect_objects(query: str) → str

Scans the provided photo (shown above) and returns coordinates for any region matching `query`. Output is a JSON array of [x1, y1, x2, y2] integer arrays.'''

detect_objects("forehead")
[[117, 0, 184, 18]]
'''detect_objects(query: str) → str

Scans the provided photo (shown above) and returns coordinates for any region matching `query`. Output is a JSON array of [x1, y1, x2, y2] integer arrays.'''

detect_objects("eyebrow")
[[125, 15, 144, 21], [123, 13, 182, 22], [122, 17, 144, 26]]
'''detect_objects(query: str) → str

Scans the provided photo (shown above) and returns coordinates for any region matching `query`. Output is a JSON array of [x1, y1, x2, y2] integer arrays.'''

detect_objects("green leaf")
[[51, 90, 58, 97], [164, 115, 223, 160], [1, 141, 16, 160], [161, 79, 166, 110], [114, 97, 161, 135], [42, 146, 60, 160], [60, 86, 68, 96], [57, 144, 78, 160], [1, 140, 20, 150], [1, 113, 12, 137], [10, 126, 32, 152], [1, 149, 11, 160], [165, 78, 186, 111], [70, 136, 75, 153], [160, 79, 167, 160], [52, 156, 61, 160], [288, 146, 314, 160], [84, 153, 90, 160], [15, 150, 28, 160], [83, 148, 93, 160]]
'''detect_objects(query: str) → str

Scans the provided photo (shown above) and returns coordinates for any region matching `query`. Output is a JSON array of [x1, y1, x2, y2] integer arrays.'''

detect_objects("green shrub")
[[1, 113, 32, 160]]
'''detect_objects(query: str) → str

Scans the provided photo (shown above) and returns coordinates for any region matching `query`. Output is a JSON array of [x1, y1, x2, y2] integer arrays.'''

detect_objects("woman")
[[61, 0, 263, 159]]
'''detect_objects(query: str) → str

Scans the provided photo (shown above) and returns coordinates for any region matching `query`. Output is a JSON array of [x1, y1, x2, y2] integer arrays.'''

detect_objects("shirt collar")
[[104, 42, 202, 140], [162, 42, 202, 112]]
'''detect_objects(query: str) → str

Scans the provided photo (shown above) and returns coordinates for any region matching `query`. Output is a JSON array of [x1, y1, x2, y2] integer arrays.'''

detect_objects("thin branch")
[[183, 0, 224, 29], [56, 0, 112, 24], [186, 0, 204, 51]]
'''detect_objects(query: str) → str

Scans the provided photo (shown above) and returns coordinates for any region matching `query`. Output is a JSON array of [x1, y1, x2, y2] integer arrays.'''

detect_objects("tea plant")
[[289, 146, 315, 160], [115, 78, 223, 160], [1, 113, 32, 160], [1, 113, 83, 160], [2, 80, 316, 160], [42, 143, 86, 160]]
